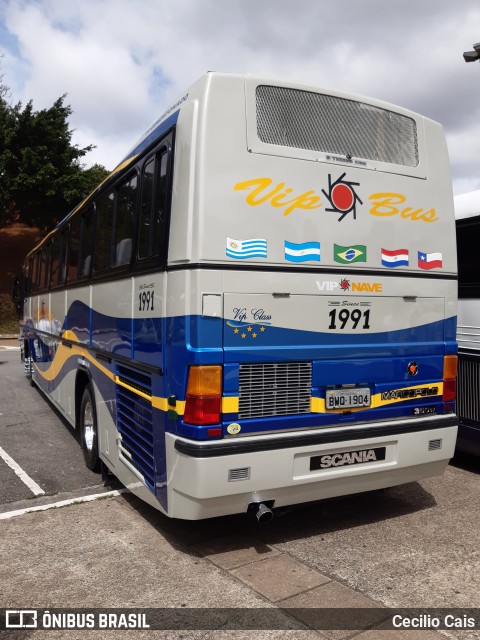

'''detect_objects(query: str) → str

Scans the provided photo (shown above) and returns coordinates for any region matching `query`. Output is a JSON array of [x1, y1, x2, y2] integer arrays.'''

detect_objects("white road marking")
[[0, 446, 45, 496], [0, 489, 125, 520]]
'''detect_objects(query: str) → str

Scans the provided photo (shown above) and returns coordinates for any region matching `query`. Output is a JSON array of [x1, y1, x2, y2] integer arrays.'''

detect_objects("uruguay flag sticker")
[[418, 251, 443, 270], [226, 237, 267, 259], [381, 248, 409, 268]]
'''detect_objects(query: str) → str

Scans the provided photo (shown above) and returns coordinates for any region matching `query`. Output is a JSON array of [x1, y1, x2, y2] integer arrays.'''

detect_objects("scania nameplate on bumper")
[[310, 447, 386, 470]]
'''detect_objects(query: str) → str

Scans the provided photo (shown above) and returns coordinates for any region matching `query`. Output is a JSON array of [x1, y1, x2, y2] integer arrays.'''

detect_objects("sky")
[[1, 0, 480, 195]]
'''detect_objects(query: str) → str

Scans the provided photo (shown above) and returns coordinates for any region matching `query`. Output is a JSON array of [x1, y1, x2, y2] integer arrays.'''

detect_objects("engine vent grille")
[[228, 467, 251, 482], [428, 439, 442, 452], [116, 366, 155, 490], [238, 362, 312, 419], [256, 85, 418, 167], [457, 355, 480, 425]]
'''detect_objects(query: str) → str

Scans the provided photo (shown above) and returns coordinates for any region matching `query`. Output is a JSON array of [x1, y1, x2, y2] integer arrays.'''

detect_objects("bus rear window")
[[255, 85, 418, 167]]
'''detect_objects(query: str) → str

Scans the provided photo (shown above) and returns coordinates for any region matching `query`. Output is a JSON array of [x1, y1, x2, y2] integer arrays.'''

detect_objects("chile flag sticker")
[[418, 251, 443, 270]]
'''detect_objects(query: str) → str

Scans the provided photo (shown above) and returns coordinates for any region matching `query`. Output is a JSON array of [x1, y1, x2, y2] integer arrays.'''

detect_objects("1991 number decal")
[[138, 290, 155, 312], [328, 308, 370, 330]]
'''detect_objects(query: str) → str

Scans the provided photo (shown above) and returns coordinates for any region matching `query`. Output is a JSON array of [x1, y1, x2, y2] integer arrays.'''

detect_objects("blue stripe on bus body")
[[25, 304, 457, 507], [33, 333, 449, 441], [27, 333, 169, 512], [119, 111, 179, 166], [219, 401, 447, 436], [57, 302, 457, 408], [65, 299, 456, 362]]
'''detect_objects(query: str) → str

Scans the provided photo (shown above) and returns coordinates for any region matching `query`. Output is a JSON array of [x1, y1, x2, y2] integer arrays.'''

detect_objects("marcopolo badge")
[[227, 423, 241, 435]]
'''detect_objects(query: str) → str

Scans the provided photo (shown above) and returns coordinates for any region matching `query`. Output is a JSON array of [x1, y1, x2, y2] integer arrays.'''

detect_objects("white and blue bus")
[[17, 73, 458, 520], [455, 189, 480, 455]]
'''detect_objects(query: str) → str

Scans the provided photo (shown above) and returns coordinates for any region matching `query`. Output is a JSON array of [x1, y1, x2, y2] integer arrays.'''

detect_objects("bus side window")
[[39, 246, 50, 292], [50, 236, 60, 288], [59, 228, 69, 285], [138, 158, 155, 259], [153, 152, 168, 259], [457, 220, 480, 297], [79, 208, 95, 278], [95, 193, 114, 272], [24, 260, 31, 296], [113, 173, 137, 267], [29, 255, 38, 293], [138, 150, 168, 261], [68, 218, 80, 281]]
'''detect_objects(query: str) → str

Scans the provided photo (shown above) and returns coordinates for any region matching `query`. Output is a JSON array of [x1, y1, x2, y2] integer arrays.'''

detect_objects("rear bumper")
[[166, 415, 457, 519]]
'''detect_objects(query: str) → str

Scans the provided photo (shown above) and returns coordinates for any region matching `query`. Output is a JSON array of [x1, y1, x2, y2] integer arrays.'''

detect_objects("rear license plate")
[[326, 387, 371, 410], [310, 446, 386, 470]]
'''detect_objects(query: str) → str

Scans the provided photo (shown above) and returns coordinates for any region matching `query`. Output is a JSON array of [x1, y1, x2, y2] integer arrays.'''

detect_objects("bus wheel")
[[28, 360, 35, 387], [80, 384, 101, 472]]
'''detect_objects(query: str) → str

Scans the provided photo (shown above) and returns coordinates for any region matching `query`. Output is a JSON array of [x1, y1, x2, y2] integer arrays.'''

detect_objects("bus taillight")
[[184, 365, 222, 426], [443, 355, 458, 403]]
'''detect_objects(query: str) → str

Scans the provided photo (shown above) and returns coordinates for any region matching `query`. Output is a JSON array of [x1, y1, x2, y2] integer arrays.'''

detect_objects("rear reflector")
[[443, 355, 457, 403], [184, 395, 222, 425], [443, 379, 456, 403]]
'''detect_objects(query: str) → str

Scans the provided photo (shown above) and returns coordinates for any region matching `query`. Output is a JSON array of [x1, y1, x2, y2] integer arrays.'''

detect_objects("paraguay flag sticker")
[[381, 248, 409, 268], [418, 251, 443, 270]]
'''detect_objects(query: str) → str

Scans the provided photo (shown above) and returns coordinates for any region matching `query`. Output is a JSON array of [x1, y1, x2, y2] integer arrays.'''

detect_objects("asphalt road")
[[0, 346, 103, 504], [1, 343, 480, 639]]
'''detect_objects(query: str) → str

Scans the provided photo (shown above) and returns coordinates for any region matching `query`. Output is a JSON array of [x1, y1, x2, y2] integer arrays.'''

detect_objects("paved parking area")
[[1, 339, 480, 638], [0, 492, 449, 639]]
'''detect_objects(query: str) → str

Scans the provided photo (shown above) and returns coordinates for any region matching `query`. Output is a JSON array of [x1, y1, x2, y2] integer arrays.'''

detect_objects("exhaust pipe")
[[249, 502, 274, 523]]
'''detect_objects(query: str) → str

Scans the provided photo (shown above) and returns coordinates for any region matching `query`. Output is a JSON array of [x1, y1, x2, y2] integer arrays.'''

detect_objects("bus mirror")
[[12, 276, 20, 302]]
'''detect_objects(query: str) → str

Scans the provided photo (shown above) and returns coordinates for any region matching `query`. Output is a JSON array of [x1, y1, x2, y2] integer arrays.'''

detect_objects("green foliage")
[[0, 294, 18, 334], [0, 94, 110, 230]]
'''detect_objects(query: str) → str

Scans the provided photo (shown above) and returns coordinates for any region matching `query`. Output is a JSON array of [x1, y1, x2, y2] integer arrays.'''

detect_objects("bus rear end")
[[164, 74, 457, 519]]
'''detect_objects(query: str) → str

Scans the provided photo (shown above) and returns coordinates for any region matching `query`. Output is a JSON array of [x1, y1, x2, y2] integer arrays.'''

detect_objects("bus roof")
[[454, 189, 480, 220]]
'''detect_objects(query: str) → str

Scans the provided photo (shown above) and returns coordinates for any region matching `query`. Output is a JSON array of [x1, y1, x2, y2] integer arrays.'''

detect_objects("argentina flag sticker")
[[284, 240, 321, 262]]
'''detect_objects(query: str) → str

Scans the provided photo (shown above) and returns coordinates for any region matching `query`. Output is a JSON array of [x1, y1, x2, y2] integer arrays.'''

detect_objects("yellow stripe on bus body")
[[31, 333, 182, 413], [310, 382, 443, 414]]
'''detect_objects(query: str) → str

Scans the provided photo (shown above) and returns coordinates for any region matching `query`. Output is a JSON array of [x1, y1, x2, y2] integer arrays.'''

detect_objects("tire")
[[24, 356, 35, 387], [80, 384, 101, 472]]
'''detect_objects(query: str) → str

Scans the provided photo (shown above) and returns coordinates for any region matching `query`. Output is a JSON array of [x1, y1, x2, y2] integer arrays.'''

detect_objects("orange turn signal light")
[[184, 365, 222, 426], [443, 355, 458, 381], [186, 365, 222, 396]]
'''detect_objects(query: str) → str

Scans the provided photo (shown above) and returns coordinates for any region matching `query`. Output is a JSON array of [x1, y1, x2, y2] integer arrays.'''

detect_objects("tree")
[[0, 53, 9, 102], [0, 94, 109, 229]]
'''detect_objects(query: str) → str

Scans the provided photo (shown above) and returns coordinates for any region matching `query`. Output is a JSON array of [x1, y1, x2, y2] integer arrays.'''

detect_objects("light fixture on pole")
[[463, 43, 480, 62]]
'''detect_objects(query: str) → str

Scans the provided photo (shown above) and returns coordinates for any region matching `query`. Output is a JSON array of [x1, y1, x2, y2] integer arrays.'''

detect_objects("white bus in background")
[[17, 73, 458, 520], [455, 189, 480, 455]]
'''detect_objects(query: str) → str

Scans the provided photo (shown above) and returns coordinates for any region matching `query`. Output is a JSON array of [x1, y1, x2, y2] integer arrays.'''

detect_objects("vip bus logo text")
[[234, 176, 440, 223]]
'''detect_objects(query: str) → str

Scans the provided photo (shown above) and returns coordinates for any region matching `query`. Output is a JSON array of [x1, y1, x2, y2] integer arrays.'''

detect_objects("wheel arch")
[[75, 366, 93, 429]]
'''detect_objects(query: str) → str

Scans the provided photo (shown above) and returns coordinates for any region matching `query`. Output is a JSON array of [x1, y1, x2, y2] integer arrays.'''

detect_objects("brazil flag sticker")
[[334, 244, 367, 264]]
